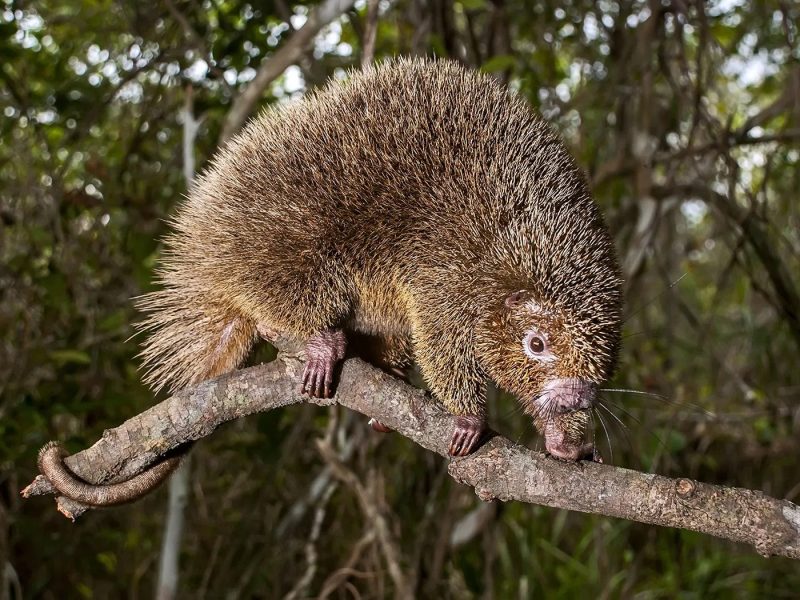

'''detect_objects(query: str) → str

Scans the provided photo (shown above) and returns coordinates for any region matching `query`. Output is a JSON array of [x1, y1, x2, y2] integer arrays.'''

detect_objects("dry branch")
[[317, 440, 411, 598], [219, 0, 356, 143], [21, 340, 800, 560], [653, 183, 800, 351], [361, 0, 380, 68]]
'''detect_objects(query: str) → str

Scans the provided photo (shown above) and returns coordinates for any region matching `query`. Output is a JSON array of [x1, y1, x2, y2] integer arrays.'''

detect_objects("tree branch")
[[317, 440, 411, 598], [21, 339, 800, 560], [360, 0, 380, 68], [218, 0, 356, 143], [652, 183, 800, 352]]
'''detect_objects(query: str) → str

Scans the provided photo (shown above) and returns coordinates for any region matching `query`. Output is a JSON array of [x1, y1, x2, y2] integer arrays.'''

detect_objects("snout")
[[542, 377, 597, 413], [528, 378, 598, 462], [545, 435, 594, 461]]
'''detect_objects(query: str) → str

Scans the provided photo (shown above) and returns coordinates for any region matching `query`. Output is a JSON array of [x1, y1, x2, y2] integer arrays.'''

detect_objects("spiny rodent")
[[40, 58, 622, 504]]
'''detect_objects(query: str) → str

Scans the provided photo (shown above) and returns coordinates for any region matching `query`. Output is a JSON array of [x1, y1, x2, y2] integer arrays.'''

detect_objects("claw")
[[300, 363, 312, 395], [448, 415, 486, 457], [324, 363, 334, 398], [311, 363, 321, 397], [301, 329, 347, 399], [312, 361, 326, 397], [369, 418, 392, 433]]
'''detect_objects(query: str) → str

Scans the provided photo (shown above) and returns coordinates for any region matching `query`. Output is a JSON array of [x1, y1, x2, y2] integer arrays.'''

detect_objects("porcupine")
[[38, 58, 623, 505]]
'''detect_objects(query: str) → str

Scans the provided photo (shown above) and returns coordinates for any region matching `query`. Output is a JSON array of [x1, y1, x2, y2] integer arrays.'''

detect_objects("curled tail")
[[33, 286, 258, 509]]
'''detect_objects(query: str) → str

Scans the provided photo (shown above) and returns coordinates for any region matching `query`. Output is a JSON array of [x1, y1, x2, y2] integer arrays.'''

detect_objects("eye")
[[523, 330, 554, 361], [528, 336, 545, 354]]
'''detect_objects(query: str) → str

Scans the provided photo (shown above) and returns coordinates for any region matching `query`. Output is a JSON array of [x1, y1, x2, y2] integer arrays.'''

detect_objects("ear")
[[504, 290, 530, 309]]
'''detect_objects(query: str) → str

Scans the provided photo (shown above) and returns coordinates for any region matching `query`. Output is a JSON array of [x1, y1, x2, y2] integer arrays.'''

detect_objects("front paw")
[[449, 415, 486, 457]]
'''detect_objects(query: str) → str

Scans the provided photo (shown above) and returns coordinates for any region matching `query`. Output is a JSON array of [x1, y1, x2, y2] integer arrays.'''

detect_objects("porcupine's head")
[[474, 153, 623, 461]]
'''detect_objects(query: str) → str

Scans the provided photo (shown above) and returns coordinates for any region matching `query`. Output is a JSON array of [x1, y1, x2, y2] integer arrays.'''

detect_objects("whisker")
[[602, 398, 667, 450], [621, 330, 646, 340], [588, 410, 600, 459], [601, 388, 716, 418], [593, 406, 614, 465], [546, 401, 558, 425], [502, 402, 527, 419], [530, 396, 550, 423], [601, 387, 669, 400], [596, 401, 629, 435], [596, 401, 637, 460], [601, 399, 643, 427]]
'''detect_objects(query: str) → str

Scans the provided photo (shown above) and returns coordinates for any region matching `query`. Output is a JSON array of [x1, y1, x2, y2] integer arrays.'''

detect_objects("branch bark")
[[21, 339, 800, 561]]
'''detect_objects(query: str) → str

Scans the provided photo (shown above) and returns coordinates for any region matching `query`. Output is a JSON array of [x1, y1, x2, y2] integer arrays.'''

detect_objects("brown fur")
[[137, 58, 622, 451]]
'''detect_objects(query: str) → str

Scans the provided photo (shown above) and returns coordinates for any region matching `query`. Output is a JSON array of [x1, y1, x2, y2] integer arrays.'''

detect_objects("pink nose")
[[543, 377, 597, 413], [545, 435, 595, 461]]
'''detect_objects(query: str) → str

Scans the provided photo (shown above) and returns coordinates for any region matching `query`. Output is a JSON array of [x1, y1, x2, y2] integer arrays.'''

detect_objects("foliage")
[[2, 0, 799, 597]]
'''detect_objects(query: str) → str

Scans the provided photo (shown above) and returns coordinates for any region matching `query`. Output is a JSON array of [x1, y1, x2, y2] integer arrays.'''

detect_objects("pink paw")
[[300, 328, 346, 399], [301, 357, 337, 398]]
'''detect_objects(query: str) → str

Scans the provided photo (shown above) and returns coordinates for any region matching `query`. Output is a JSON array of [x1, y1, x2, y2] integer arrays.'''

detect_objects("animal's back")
[[180, 60, 535, 269], [137, 58, 597, 395]]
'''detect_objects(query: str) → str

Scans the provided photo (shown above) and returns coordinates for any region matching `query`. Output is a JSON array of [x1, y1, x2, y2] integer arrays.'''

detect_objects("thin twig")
[[316, 439, 412, 599], [318, 529, 377, 599], [283, 483, 337, 600]]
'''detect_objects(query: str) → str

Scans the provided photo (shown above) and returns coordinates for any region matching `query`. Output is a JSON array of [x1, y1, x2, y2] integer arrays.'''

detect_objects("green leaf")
[[481, 54, 516, 73], [459, 0, 487, 10], [96, 551, 117, 573], [49, 349, 92, 365]]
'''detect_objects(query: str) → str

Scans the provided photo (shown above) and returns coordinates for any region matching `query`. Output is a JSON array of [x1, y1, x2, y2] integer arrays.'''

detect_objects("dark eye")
[[523, 330, 554, 361], [528, 336, 545, 354]]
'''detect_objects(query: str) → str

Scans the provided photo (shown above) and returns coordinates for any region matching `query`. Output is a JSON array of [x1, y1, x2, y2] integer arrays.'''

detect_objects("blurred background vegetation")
[[2, 0, 799, 597]]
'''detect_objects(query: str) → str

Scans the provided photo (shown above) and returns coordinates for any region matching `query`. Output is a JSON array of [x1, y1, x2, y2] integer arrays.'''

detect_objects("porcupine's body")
[[138, 58, 623, 460]]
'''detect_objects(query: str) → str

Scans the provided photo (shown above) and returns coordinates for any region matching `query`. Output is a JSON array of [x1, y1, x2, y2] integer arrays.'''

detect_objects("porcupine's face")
[[476, 284, 622, 461]]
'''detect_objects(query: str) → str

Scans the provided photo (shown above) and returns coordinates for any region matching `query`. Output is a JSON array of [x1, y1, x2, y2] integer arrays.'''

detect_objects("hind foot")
[[301, 328, 347, 399], [449, 415, 487, 457]]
